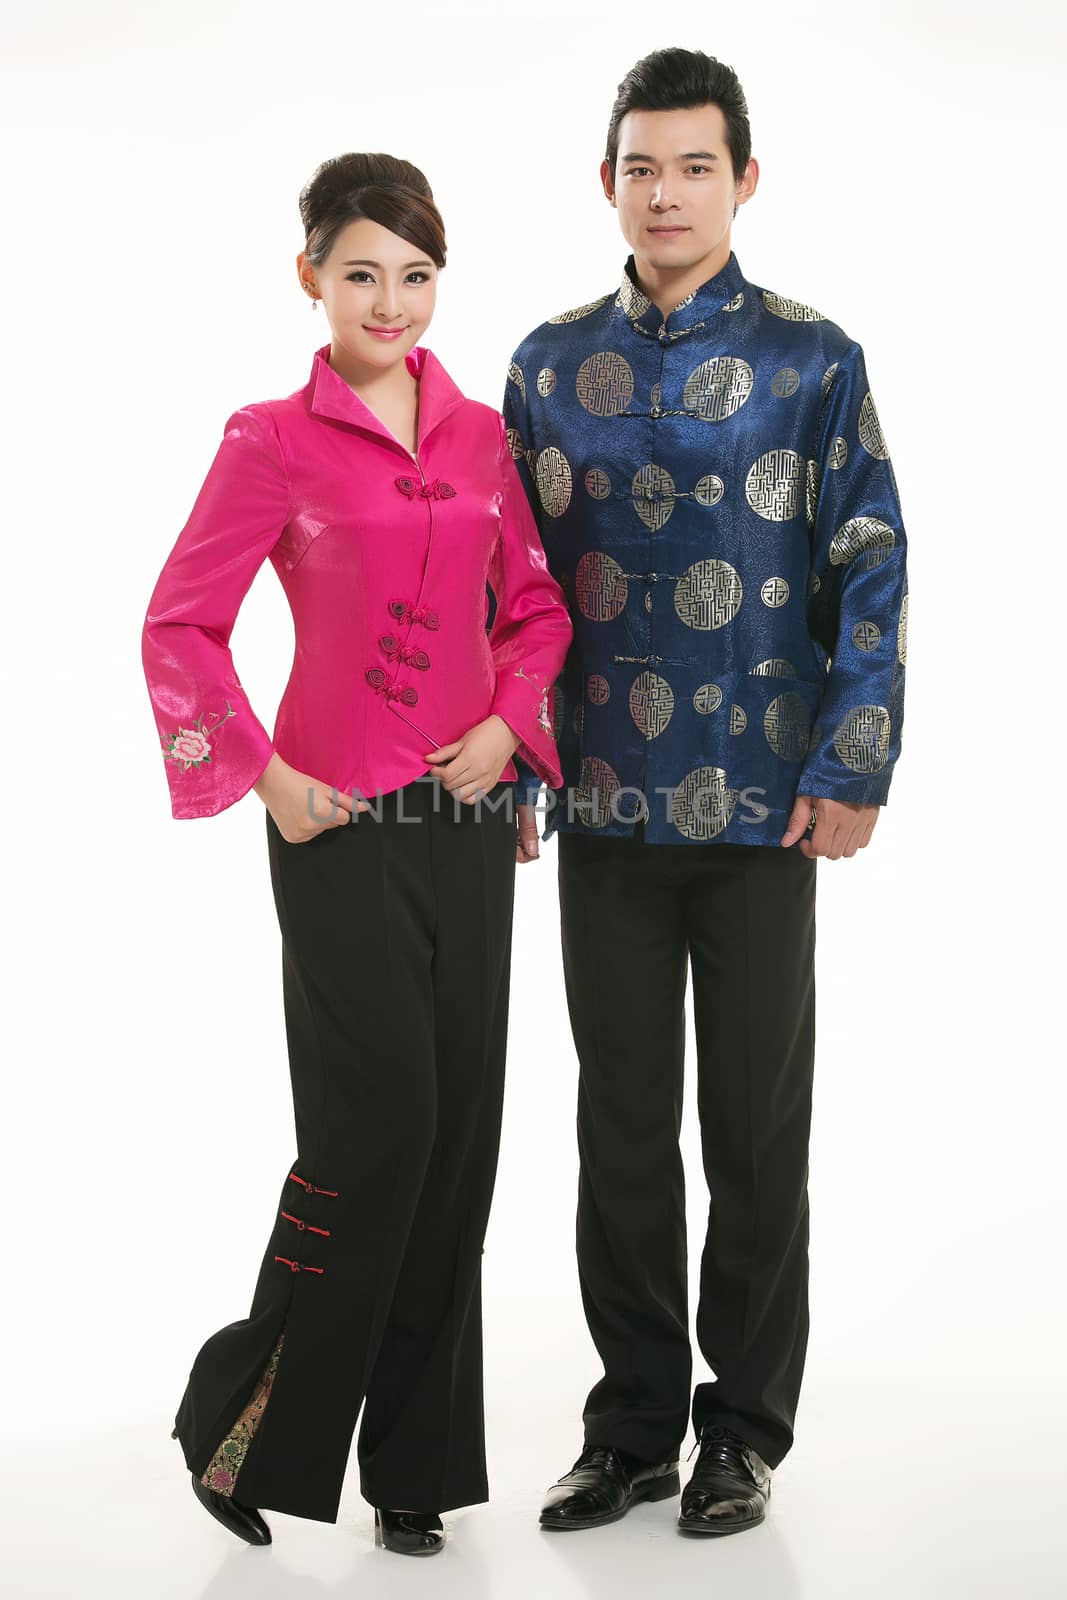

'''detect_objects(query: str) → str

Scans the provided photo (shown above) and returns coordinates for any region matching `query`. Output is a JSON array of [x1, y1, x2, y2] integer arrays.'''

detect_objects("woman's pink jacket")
[[141, 343, 573, 819]]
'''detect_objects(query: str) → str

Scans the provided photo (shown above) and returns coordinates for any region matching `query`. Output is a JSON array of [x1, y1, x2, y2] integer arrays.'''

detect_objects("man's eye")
[[625, 167, 652, 177]]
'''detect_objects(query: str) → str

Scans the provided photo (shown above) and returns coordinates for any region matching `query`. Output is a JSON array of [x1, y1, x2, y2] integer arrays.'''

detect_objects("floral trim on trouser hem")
[[200, 1331, 285, 1495]]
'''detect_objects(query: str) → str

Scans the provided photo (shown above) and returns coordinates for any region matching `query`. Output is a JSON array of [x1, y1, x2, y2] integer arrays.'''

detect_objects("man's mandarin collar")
[[617, 250, 746, 343], [308, 341, 466, 452]]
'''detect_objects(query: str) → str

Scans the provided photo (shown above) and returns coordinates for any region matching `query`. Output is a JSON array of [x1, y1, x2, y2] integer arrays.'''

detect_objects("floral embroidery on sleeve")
[[537, 687, 552, 735], [162, 701, 236, 772], [513, 666, 554, 738]]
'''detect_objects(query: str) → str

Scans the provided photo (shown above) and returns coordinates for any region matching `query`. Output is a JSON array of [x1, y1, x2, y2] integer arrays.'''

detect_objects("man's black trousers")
[[557, 825, 817, 1471], [170, 775, 517, 1522]]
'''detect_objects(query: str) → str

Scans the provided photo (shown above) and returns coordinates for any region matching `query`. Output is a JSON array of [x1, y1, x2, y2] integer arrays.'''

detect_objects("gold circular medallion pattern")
[[694, 474, 725, 507], [675, 559, 743, 630], [535, 446, 573, 517], [576, 351, 635, 417], [764, 691, 813, 760], [771, 367, 800, 397], [832, 705, 891, 773], [745, 448, 803, 521], [632, 464, 676, 532], [575, 550, 628, 620], [629, 671, 674, 739], [852, 620, 882, 652], [897, 593, 908, 666], [760, 575, 790, 608], [830, 516, 896, 569], [858, 391, 890, 459], [575, 756, 621, 828], [669, 766, 737, 840], [682, 356, 755, 422], [548, 293, 612, 324], [537, 367, 557, 397], [584, 467, 612, 500], [694, 683, 723, 715], [762, 290, 825, 322]]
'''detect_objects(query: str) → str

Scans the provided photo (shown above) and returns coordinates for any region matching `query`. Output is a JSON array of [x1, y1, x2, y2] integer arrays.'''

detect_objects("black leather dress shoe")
[[540, 1443, 680, 1530], [677, 1424, 771, 1536], [373, 1507, 445, 1555], [190, 1471, 272, 1545]]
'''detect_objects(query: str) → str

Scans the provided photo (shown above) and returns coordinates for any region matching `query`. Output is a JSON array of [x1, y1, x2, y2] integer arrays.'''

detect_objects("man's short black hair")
[[605, 48, 752, 184]]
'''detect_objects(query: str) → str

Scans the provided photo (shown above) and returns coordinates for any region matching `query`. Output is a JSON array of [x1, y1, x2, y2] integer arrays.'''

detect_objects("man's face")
[[601, 104, 755, 277]]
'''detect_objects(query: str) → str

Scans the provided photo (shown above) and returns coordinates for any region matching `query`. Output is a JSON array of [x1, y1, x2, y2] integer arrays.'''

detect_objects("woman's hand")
[[424, 715, 519, 804], [253, 753, 366, 843]]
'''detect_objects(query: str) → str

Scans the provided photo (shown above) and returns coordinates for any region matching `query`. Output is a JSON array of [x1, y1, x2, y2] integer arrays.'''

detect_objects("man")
[[502, 47, 908, 1537]]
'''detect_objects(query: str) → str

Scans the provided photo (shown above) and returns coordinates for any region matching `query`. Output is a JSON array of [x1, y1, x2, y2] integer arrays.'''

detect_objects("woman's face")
[[298, 216, 438, 370]]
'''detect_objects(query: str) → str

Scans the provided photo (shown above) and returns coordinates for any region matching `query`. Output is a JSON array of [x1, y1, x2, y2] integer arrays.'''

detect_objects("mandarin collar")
[[307, 341, 466, 454], [617, 249, 747, 343]]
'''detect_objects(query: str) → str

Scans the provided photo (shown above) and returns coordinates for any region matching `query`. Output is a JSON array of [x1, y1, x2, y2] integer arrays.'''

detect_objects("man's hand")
[[253, 752, 366, 843], [780, 792, 879, 859], [424, 715, 519, 804], [516, 802, 540, 864]]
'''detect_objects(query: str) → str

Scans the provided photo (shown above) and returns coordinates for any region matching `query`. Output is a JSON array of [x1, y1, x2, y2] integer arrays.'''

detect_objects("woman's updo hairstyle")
[[299, 153, 447, 271]]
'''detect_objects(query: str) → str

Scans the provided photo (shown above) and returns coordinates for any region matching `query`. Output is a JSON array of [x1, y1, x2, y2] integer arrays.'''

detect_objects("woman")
[[141, 152, 572, 1556]]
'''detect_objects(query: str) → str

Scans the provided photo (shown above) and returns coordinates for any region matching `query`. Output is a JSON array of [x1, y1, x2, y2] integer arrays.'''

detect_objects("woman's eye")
[[345, 270, 429, 284]]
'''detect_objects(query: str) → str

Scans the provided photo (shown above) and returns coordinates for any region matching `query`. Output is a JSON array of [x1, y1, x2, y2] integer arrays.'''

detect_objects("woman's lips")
[[364, 326, 407, 339]]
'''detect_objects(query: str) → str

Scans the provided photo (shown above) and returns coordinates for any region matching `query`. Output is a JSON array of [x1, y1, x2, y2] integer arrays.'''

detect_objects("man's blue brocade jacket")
[[500, 249, 908, 846]]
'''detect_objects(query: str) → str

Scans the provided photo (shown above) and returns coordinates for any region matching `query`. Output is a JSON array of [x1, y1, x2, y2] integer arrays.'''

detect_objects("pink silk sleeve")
[[141, 406, 289, 819]]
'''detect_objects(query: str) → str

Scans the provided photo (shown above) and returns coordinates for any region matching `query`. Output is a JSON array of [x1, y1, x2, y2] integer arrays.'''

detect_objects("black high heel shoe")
[[373, 1507, 445, 1556], [189, 1471, 272, 1545]]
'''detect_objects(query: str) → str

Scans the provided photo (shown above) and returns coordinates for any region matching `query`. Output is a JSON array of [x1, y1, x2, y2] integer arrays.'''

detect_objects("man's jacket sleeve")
[[141, 407, 289, 820], [487, 413, 573, 790], [499, 367, 554, 807], [796, 341, 908, 806]]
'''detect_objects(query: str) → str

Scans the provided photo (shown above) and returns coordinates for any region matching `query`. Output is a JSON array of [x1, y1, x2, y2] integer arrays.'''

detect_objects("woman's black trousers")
[[170, 774, 517, 1521]]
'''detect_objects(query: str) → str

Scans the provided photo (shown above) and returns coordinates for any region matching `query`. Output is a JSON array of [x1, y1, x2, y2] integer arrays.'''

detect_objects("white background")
[[3, 1, 1065, 1594]]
